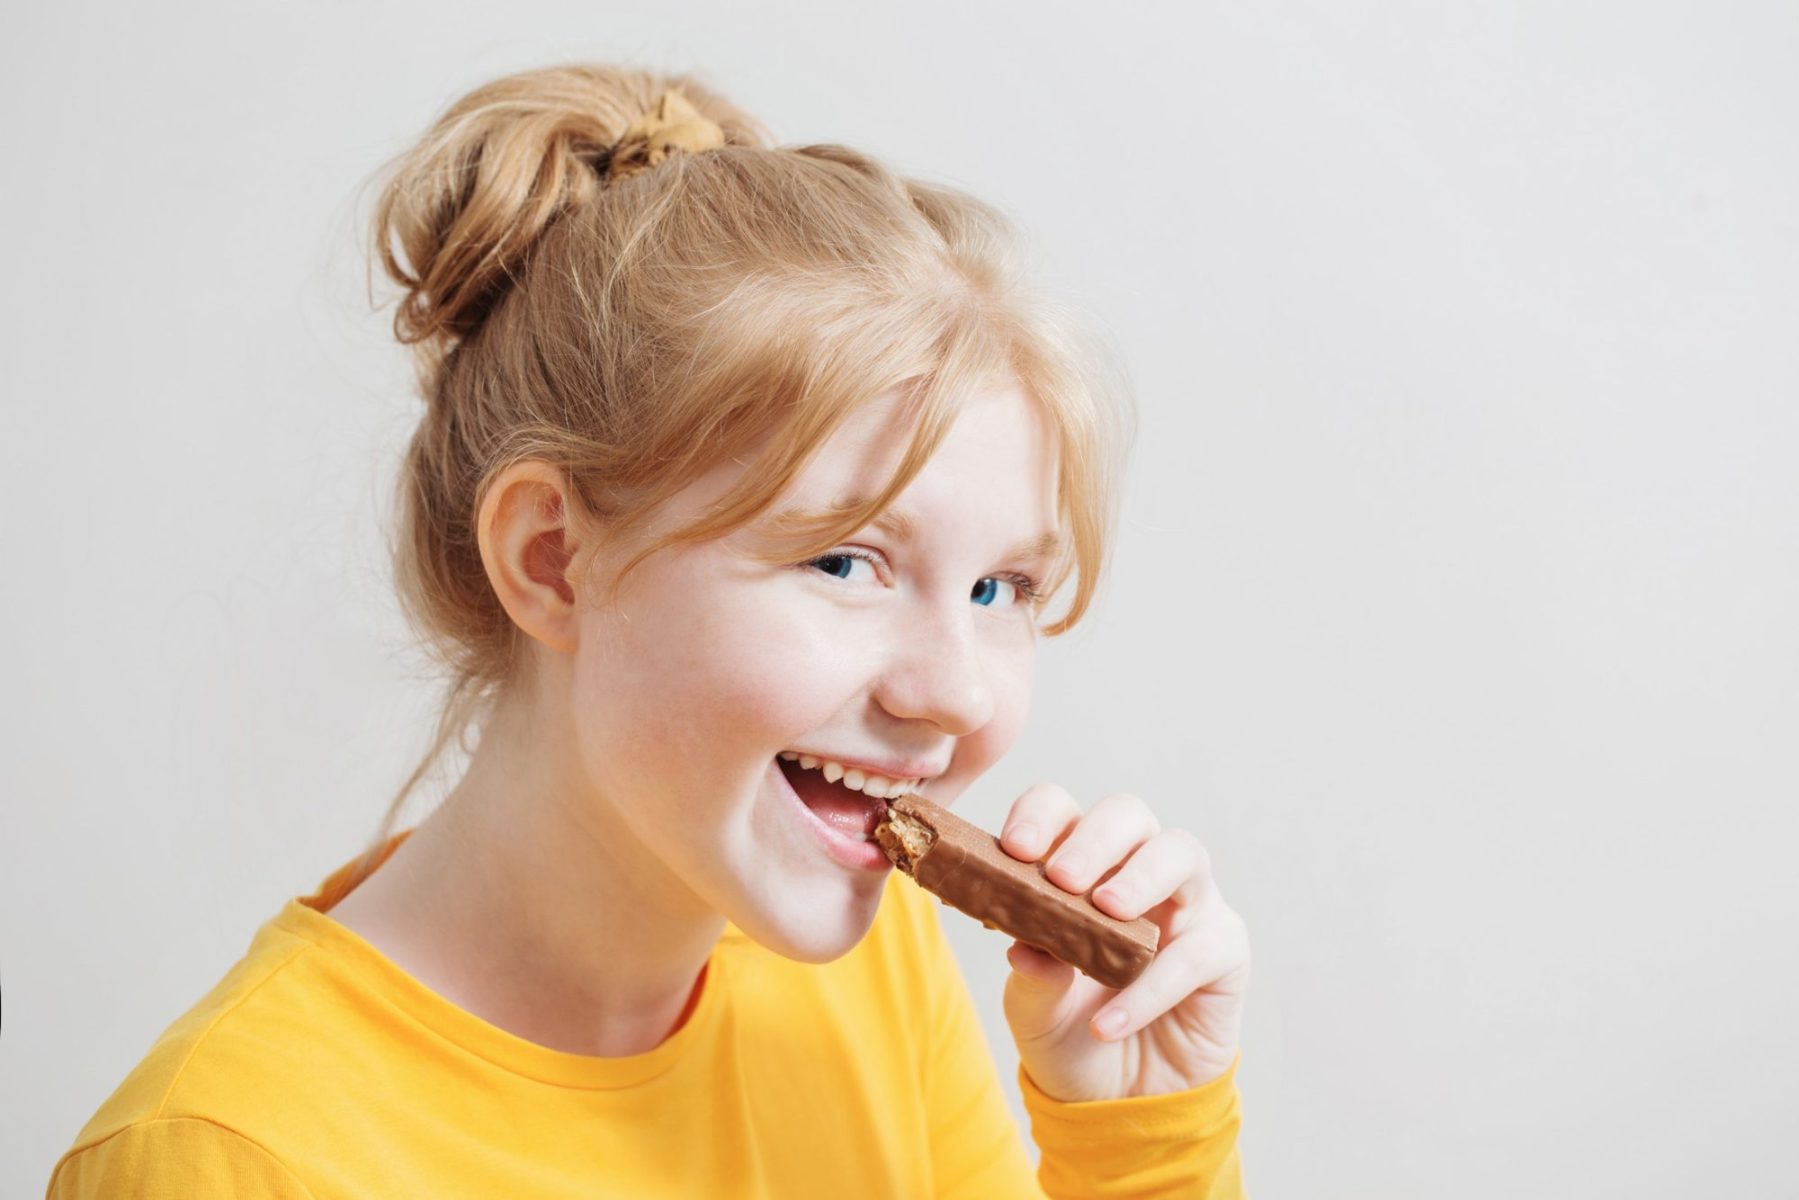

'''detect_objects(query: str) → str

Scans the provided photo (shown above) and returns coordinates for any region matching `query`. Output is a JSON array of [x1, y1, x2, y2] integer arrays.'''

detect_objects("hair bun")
[[369, 65, 763, 355]]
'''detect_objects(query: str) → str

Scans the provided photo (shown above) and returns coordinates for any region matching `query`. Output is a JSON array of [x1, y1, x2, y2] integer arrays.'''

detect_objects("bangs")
[[598, 289, 1024, 586]]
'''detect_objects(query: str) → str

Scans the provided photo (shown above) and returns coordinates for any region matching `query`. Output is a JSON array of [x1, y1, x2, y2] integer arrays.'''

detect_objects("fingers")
[[1041, 792, 1159, 897], [1088, 826, 1212, 921], [1000, 785, 1212, 930], [999, 782, 1083, 862], [1005, 938, 1072, 985], [1090, 907, 1251, 1042], [1001, 786, 1164, 897]]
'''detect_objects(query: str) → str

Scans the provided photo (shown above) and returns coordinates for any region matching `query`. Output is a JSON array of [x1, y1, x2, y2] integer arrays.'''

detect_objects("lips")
[[777, 755, 886, 838]]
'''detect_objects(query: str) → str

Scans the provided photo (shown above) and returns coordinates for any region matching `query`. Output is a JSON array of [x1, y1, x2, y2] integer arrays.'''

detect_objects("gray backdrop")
[[4, 2, 1795, 1196]]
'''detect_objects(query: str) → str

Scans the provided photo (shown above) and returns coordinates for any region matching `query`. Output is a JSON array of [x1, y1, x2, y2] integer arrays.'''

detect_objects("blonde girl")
[[48, 63, 1250, 1198]]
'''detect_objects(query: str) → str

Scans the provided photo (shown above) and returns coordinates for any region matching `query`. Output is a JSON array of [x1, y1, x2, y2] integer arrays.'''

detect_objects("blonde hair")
[[352, 61, 1135, 879]]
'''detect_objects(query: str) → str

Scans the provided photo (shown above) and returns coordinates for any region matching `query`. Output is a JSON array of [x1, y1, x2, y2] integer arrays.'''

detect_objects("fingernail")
[[1005, 824, 1040, 855], [1094, 1007, 1129, 1038], [1096, 883, 1130, 911], [1048, 853, 1086, 884]]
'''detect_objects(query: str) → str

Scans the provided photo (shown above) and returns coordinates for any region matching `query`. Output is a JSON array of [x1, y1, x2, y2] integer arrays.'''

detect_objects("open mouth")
[[776, 755, 889, 841]]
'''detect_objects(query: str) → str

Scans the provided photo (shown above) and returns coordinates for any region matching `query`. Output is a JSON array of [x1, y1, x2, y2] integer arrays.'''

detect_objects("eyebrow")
[[764, 497, 1067, 564]]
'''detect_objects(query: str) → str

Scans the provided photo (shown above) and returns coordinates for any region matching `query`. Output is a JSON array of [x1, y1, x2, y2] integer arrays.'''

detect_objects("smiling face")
[[565, 378, 1061, 961]]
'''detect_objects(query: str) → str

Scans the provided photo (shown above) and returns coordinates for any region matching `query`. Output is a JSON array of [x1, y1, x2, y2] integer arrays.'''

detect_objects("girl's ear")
[[475, 460, 585, 656]]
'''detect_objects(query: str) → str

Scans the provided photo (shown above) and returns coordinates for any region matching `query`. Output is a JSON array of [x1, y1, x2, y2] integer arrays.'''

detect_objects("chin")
[[735, 895, 884, 966]]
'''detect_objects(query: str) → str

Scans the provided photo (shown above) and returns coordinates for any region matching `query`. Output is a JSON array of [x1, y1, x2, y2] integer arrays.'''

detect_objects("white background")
[[4, 2, 1795, 1196]]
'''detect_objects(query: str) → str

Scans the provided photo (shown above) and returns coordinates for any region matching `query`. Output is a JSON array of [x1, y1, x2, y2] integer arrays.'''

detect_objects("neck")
[[328, 698, 726, 1058]]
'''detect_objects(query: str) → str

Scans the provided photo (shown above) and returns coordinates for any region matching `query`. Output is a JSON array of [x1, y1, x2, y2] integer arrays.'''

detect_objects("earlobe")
[[476, 462, 586, 655]]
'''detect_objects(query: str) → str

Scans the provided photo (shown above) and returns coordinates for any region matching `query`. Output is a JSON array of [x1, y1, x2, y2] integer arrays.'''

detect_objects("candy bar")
[[874, 794, 1159, 990]]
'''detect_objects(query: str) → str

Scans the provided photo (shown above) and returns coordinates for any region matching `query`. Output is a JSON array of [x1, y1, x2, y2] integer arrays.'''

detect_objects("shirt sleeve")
[[1019, 1052, 1247, 1199], [45, 1118, 315, 1199]]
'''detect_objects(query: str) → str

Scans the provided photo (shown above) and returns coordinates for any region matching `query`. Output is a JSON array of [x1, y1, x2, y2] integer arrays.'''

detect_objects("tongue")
[[781, 758, 883, 837]]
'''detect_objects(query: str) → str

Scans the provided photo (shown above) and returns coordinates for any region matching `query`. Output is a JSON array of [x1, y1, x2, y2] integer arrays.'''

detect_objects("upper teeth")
[[779, 751, 924, 801]]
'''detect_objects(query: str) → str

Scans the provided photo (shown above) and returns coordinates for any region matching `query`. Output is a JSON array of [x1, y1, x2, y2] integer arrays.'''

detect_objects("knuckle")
[[1166, 827, 1210, 868], [1019, 780, 1080, 818], [1228, 907, 1251, 949], [1006, 788, 1077, 854], [1095, 791, 1159, 835], [1096, 790, 1145, 815]]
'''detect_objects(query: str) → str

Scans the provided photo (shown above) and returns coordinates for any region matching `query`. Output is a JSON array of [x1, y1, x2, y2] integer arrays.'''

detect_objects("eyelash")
[[804, 547, 1043, 607]]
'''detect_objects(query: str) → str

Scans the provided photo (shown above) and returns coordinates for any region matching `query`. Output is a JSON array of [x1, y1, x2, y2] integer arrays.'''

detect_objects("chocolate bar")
[[875, 794, 1159, 990]]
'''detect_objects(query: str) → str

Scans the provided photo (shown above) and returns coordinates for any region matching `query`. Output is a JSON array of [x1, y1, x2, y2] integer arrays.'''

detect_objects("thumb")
[[1002, 941, 1082, 1039]]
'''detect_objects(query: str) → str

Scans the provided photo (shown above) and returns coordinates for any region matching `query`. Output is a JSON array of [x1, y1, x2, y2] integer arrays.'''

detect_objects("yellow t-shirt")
[[46, 830, 1245, 1198]]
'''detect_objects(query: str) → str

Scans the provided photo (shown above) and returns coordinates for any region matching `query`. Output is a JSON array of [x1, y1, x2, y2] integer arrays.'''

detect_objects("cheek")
[[991, 644, 1037, 743], [572, 579, 856, 768]]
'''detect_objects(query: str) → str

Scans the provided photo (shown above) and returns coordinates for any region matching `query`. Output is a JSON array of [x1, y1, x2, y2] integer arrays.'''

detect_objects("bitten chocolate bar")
[[874, 795, 1159, 990]]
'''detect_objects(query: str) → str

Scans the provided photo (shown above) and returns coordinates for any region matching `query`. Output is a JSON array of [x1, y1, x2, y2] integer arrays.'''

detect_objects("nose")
[[872, 598, 997, 738]]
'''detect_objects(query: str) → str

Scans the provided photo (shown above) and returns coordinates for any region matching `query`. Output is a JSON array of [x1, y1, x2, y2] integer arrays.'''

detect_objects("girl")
[[48, 63, 1250, 1198]]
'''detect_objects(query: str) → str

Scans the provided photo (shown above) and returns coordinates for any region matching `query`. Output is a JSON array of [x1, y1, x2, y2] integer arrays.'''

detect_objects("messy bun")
[[354, 61, 1134, 876], [372, 66, 768, 383]]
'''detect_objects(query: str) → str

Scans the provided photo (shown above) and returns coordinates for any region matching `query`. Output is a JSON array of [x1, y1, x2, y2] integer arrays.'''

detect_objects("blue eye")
[[807, 550, 881, 583], [972, 575, 1042, 610], [972, 578, 1017, 608]]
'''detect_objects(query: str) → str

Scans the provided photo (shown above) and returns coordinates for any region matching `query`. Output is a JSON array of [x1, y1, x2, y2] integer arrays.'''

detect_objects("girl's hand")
[[996, 783, 1251, 1103]]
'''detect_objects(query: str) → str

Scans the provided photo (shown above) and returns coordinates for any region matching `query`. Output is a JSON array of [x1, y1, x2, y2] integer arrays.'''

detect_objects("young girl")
[[48, 63, 1250, 1198]]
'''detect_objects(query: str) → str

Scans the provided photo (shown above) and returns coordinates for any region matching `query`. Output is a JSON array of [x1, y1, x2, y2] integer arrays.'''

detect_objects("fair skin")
[[332, 377, 1250, 1099]]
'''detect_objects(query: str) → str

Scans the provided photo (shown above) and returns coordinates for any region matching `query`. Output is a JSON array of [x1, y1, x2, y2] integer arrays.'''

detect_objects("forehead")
[[799, 378, 1055, 494], [759, 379, 1063, 555]]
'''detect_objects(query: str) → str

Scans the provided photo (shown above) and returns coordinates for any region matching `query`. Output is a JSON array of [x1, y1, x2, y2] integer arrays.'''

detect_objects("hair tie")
[[604, 87, 726, 182]]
